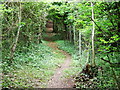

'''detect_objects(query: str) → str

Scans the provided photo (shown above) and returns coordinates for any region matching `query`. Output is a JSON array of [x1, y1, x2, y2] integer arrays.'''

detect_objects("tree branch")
[[101, 58, 112, 64], [101, 58, 120, 68], [90, 17, 107, 36]]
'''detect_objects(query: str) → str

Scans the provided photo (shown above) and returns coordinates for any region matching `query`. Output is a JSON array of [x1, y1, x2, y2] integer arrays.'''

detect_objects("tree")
[[10, 2, 22, 60], [91, 2, 95, 66]]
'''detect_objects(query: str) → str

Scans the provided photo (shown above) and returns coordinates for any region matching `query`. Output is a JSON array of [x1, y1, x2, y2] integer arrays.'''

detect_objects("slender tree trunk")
[[11, 2, 21, 60], [69, 26, 72, 42], [0, 2, 3, 72], [0, 2, 3, 45], [79, 29, 82, 56], [91, 2, 95, 66], [37, 19, 42, 44], [73, 25, 76, 45], [66, 25, 69, 40], [37, 26, 42, 44]]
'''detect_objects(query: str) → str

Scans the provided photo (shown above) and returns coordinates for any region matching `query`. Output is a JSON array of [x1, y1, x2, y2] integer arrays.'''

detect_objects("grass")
[[56, 40, 76, 54], [2, 40, 65, 88], [56, 40, 120, 89], [56, 40, 82, 78], [56, 40, 90, 79]]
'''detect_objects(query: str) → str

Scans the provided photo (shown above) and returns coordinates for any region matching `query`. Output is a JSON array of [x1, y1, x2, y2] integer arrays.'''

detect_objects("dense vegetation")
[[1, 1, 120, 89]]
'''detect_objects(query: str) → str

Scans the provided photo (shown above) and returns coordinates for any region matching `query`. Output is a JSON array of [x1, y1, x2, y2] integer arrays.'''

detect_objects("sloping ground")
[[47, 42, 75, 88], [2, 42, 65, 88]]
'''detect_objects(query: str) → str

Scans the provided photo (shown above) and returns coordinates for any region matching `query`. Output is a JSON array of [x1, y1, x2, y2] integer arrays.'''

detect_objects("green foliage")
[[53, 2, 120, 88], [94, 2, 120, 53], [56, 40, 89, 78], [2, 1, 120, 89], [56, 40, 76, 54], [2, 2, 47, 61], [96, 52, 120, 88], [42, 33, 63, 41], [2, 42, 65, 88]]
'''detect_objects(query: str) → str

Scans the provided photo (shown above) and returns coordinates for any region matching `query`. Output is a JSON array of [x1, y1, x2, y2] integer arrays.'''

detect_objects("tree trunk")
[[0, 2, 3, 69], [69, 26, 72, 42], [11, 2, 21, 60], [66, 25, 69, 40], [79, 29, 82, 56], [73, 25, 76, 45], [37, 25, 42, 44], [91, 2, 95, 66], [0, 2, 3, 44]]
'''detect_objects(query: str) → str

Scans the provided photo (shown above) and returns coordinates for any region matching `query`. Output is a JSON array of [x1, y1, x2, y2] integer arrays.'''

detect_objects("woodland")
[[1, 1, 120, 89]]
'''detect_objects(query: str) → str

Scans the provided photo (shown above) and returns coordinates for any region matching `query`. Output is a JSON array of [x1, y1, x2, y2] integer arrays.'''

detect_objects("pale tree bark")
[[79, 29, 82, 56], [11, 2, 21, 60], [91, 2, 95, 66], [0, 2, 3, 49], [69, 25, 72, 42], [0, 2, 3, 81], [67, 26, 69, 40], [73, 25, 76, 45], [37, 24, 42, 44], [66, 25, 69, 40], [76, 13, 82, 56], [37, 16, 41, 44]]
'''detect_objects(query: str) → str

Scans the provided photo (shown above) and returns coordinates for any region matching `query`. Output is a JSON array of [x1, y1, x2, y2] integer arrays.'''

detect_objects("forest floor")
[[46, 41, 75, 88]]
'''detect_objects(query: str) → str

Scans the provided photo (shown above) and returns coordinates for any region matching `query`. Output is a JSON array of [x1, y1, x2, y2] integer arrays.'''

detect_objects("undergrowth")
[[95, 53, 120, 89], [2, 40, 65, 88], [56, 40, 86, 78], [56, 40, 120, 89]]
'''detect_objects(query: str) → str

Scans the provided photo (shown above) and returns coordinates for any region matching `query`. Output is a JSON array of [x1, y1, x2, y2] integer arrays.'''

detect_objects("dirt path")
[[47, 42, 74, 88]]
